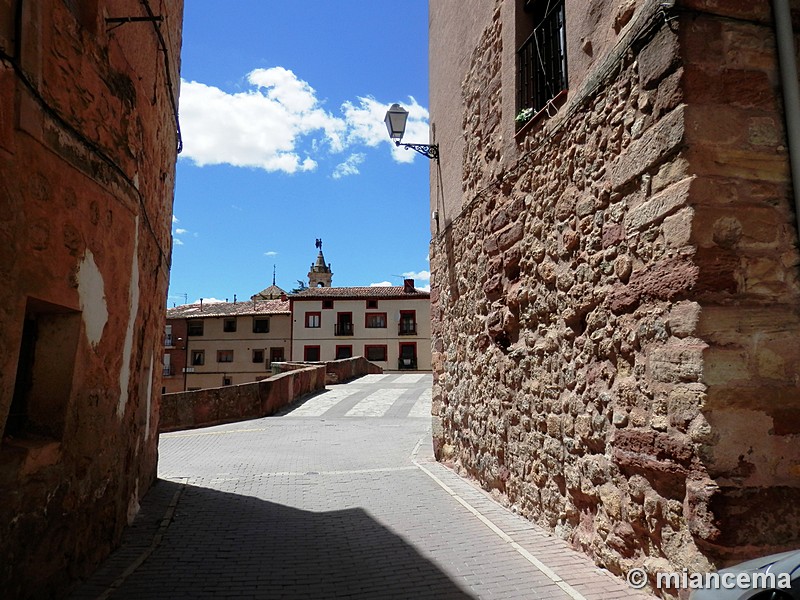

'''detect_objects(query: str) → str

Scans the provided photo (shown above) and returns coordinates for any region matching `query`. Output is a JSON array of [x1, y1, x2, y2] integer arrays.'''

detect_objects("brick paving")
[[70, 373, 654, 600]]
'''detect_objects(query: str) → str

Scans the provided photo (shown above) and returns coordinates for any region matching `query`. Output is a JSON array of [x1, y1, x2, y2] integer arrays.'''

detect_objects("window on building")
[[399, 311, 417, 335], [305, 312, 321, 328], [223, 318, 237, 332], [252, 349, 265, 363], [163, 353, 173, 376], [222, 376, 232, 386], [335, 345, 353, 360], [253, 317, 270, 333], [217, 349, 234, 363], [518, 0, 567, 118], [165, 324, 173, 347], [366, 300, 378, 309], [322, 299, 334, 309], [191, 350, 205, 366], [3, 300, 80, 441], [399, 343, 418, 370], [365, 345, 388, 362], [188, 319, 204, 336], [335, 312, 353, 336], [270, 347, 284, 364], [304, 345, 321, 362], [365, 313, 387, 328]]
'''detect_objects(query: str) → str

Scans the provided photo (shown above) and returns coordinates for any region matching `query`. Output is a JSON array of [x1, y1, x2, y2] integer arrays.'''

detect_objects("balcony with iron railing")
[[398, 357, 418, 370], [334, 322, 354, 336], [398, 322, 417, 336], [162, 365, 175, 377], [164, 334, 174, 347]]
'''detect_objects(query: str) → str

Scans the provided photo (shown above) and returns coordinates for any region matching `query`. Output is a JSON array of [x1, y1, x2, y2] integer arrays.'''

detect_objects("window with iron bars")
[[517, 0, 567, 121]]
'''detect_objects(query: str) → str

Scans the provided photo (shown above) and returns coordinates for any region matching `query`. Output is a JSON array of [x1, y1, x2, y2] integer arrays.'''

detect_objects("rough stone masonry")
[[429, 0, 800, 593]]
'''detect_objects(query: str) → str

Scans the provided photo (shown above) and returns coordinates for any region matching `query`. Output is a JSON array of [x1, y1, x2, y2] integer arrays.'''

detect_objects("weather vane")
[[315, 238, 322, 251]]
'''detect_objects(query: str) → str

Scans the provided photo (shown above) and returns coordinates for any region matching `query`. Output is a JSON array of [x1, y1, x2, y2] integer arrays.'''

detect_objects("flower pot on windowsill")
[[514, 90, 569, 142]]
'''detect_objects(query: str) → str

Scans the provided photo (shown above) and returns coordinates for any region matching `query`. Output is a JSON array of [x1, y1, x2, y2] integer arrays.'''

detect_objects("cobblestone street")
[[71, 374, 652, 599]]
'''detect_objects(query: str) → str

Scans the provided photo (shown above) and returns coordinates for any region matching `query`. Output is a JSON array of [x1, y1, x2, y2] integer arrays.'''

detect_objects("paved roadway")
[[70, 373, 652, 600]]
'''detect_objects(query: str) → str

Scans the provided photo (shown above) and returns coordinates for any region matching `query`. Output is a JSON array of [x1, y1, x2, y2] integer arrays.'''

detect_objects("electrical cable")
[[140, 0, 182, 154]]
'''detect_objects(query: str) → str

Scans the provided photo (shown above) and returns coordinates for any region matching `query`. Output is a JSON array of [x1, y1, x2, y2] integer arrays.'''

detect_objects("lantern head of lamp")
[[383, 103, 439, 162]]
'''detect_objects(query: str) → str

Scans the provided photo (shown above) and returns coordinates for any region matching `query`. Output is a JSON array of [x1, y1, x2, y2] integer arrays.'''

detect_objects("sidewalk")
[[69, 374, 654, 600]]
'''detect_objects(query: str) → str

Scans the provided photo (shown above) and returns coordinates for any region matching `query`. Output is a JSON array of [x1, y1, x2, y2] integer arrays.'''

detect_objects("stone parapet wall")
[[272, 356, 383, 385], [430, 0, 800, 591], [160, 365, 326, 432]]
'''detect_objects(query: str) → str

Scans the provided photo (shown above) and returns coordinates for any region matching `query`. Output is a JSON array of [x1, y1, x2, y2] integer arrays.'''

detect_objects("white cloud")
[[175, 228, 188, 235], [342, 96, 430, 164], [172, 215, 179, 223], [402, 270, 430, 282], [178, 67, 429, 173], [193, 297, 226, 304], [179, 67, 343, 173], [332, 153, 365, 179], [173, 239, 184, 246], [264, 251, 278, 257], [416, 283, 431, 292], [369, 281, 392, 287]]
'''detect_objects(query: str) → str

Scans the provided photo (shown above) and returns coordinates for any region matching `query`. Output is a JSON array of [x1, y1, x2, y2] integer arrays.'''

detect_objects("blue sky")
[[167, 1, 432, 306]]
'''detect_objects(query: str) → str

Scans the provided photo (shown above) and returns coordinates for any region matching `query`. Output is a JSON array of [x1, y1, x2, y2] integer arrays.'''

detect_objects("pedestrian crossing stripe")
[[345, 388, 406, 417], [408, 388, 432, 418], [287, 386, 431, 419], [289, 388, 360, 416]]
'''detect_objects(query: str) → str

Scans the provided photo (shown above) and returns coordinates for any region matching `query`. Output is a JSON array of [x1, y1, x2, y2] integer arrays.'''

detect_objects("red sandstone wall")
[[159, 365, 326, 432], [272, 357, 384, 385], [429, 0, 800, 593], [0, 1, 183, 596]]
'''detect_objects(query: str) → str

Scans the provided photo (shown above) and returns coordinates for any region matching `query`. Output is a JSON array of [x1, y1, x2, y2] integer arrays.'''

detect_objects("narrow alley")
[[70, 374, 651, 599]]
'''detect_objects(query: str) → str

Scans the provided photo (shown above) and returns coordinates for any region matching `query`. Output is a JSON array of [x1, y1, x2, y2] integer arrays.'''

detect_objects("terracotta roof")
[[292, 286, 430, 300], [166, 299, 290, 319], [250, 284, 286, 300]]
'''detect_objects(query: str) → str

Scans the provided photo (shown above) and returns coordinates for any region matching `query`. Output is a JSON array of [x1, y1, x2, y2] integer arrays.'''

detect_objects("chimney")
[[403, 279, 415, 293], [200, 298, 203, 309], [280, 292, 287, 301]]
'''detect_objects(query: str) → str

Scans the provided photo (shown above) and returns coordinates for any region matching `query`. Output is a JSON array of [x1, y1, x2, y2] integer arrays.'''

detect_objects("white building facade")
[[290, 280, 431, 371]]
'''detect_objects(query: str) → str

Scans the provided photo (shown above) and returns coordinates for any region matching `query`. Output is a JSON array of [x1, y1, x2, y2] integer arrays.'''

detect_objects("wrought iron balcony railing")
[[399, 323, 417, 336], [335, 322, 354, 336], [398, 357, 418, 370]]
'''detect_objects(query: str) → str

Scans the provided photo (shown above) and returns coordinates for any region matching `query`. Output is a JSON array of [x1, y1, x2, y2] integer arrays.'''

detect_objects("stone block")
[[638, 26, 680, 90], [687, 146, 789, 183], [648, 339, 706, 383], [497, 221, 524, 252], [663, 207, 693, 248], [625, 176, 693, 233], [702, 347, 750, 387], [611, 106, 685, 190], [666, 301, 701, 338]]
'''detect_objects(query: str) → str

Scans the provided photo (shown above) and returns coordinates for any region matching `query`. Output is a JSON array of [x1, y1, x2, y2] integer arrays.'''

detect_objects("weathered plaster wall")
[[0, 1, 183, 596], [429, 0, 800, 593]]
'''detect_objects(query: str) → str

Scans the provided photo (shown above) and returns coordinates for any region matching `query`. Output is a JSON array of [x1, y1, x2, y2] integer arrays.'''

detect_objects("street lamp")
[[384, 103, 439, 162]]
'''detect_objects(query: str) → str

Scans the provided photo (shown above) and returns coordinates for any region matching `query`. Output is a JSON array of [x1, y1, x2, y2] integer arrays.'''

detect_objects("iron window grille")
[[518, 0, 567, 118]]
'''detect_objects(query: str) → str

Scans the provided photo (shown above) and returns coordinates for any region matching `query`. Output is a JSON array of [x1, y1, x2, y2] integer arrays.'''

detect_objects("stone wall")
[[0, 1, 183, 597], [430, 0, 800, 592], [272, 357, 384, 385], [159, 365, 326, 432]]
